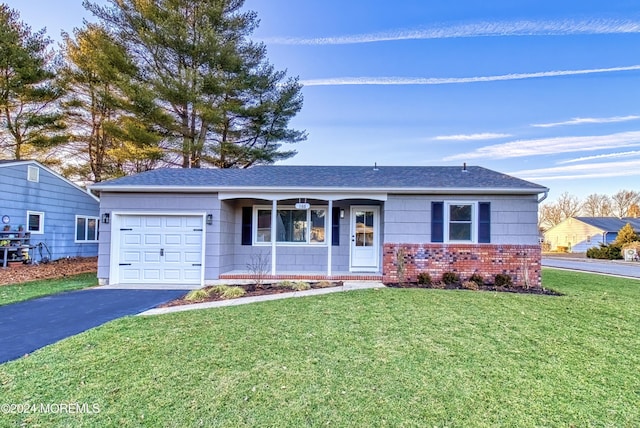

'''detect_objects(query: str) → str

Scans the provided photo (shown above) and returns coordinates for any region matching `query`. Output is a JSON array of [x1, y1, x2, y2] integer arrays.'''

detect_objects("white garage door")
[[117, 215, 204, 285]]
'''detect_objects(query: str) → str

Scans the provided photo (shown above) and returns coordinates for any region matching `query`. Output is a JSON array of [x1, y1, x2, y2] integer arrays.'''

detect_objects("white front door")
[[350, 206, 379, 272], [117, 215, 204, 285]]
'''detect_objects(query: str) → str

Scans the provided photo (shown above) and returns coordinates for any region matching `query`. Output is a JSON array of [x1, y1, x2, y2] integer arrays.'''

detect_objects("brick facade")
[[383, 243, 542, 287]]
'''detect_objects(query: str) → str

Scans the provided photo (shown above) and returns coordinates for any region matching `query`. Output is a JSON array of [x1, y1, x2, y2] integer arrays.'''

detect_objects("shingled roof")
[[574, 217, 640, 232], [91, 165, 548, 194]]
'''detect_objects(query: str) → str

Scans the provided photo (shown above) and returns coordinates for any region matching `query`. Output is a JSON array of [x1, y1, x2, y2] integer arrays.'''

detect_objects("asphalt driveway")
[[0, 289, 186, 364]]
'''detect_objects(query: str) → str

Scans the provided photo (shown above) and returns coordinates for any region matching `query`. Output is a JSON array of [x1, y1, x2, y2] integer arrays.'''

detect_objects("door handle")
[[160, 248, 164, 256]]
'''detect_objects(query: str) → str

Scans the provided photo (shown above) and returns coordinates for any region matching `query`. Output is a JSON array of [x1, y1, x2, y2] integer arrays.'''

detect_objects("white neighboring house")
[[543, 217, 640, 253]]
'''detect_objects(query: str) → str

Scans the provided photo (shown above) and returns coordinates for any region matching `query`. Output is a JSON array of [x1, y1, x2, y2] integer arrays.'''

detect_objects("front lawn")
[[0, 273, 97, 306], [1, 269, 639, 426]]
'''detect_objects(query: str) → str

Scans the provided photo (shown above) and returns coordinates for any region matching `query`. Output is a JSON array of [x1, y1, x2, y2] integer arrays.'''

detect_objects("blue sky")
[[6, 0, 640, 199]]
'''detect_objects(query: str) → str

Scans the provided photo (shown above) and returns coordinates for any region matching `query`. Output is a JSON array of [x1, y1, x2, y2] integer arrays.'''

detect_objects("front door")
[[350, 206, 379, 272]]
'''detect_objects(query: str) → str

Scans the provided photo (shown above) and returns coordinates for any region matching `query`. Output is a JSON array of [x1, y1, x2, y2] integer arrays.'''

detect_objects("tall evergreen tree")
[[0, 4, 66, 160], [61, 24, 166, 182], [84, 0, 306, 169]]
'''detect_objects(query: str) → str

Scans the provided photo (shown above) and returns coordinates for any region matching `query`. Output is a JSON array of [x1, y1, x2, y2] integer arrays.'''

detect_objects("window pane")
[[87, 218, 97, 241], [450, 205, 472, 221], [355, 210, 374, 247], [277, 210, 306, 242], [449, 223, 472, 241], [28, 214, 40, 232], [256, 210, 272, 242], [76, 217, 86, 241], [310, 209, 325, 243]]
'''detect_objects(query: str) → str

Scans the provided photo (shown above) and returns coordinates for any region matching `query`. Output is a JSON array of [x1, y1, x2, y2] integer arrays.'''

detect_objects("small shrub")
[[316, 280, 334, 288], [441, 271, 460, 285], [461, 280, 479, 291], [494, 273, 513, 288], [587, 243, 622, 260], [417, 272, 432, 286], [184, 289, 209, 302], [277, 280, 296, 288], [221, 286, 246, 299], [468, 273, 484, 286], [210, 284, 231, 295], [290, 281, 311, 291]]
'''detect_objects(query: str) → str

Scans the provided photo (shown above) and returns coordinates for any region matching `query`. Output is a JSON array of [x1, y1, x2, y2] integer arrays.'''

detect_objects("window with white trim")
[[26, 211, 44, 234], [27, 165, 39, 182], [76, 215, 99, 242], [253, 206, 326, 245], [445, 202, 475, 242]]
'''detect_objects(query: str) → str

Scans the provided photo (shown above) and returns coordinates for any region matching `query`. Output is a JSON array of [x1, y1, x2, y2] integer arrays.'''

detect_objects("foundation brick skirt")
[[383, 243, 542, 287]]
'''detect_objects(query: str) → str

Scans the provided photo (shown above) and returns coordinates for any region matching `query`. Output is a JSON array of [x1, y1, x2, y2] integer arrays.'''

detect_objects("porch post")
[[271, 199, 277, 276], [327, 200, 333, 277]]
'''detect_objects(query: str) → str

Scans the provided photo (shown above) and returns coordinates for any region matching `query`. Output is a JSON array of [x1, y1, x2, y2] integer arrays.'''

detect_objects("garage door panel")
[[123, 234, 142, 245], [121, 268, 141, 281], [164, 234, 183, 246], [184, 234, 202, 245], [122, 251, 141, 263], [144, 217, 162, 228], [184, 251, 201, 263], [117, 215, 204, 285], [183, 269, 202, 281], [143, 269, 161, 280], [144, 251, 161, 263], [163, 251, 181, 263], [144, 234, 162, 245]]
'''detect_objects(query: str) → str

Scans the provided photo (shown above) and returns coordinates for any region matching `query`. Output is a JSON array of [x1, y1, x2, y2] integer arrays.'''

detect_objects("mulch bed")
[[386, 282, 563, 296], [0, 257, 97, 287], [159, 281, 345, 307]]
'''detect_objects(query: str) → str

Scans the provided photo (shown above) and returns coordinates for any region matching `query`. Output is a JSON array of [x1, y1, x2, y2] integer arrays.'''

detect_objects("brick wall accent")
[[383, 243, 542, 287]]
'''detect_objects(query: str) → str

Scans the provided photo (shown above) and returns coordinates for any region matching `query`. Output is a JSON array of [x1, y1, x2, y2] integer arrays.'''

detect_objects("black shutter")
[[478, 202, 491, 243], [332, 207, 340, 246], [431, 202, 444, 243], [241, 207, 252, 245]]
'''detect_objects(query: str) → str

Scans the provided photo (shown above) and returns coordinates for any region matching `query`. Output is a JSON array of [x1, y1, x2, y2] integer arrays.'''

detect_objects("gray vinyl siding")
[[384, 194, 540, 245], [0, 163, 99, 260]]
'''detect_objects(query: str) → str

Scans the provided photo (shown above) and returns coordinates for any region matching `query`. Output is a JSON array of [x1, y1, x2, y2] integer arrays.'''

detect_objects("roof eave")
[[91, 184, 549, 195]]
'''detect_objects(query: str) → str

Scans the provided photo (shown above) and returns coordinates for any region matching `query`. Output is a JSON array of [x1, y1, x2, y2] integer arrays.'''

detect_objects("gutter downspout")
[[537, 190, 549, 204]]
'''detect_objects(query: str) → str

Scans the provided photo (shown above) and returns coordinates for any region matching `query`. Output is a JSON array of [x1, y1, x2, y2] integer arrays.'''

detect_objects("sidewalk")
[[139, 281, 385, 316]]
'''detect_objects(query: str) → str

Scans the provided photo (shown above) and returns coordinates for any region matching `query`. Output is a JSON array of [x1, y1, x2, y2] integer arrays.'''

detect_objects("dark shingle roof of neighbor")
[[91, 165, 548, 192], [575, 217, 640, 232]]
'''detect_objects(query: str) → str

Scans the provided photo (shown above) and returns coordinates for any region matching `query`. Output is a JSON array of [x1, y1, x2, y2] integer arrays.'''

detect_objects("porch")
[[218, 270, 383, 282]]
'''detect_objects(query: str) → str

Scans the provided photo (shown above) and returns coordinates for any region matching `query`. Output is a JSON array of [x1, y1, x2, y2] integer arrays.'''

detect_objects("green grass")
[[0, 273, 97, 306], [1, 269, 639, 426]]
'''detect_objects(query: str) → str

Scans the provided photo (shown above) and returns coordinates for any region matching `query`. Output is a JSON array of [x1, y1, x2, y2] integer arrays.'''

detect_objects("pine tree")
[[60, 24, 166, 182], [0, 4, 66, 160], [615, 223, 639, 246], [84, 0, 306, 169]]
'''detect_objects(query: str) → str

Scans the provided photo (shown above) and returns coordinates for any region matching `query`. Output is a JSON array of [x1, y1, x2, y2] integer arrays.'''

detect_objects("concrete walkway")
[[140, 281, 385, 316]]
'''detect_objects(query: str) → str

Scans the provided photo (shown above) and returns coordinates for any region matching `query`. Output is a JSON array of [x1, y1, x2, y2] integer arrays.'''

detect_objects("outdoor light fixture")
[[340, 209, 345, 219], [101, 213, 110, 224], [206, 214, 213, 225]]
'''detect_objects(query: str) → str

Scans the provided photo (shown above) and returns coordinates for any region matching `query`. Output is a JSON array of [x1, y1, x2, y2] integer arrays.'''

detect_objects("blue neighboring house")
[[0, 160, 100, 262]]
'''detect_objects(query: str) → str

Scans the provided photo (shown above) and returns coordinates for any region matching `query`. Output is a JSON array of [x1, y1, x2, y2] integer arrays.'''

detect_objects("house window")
[[26, 211, 44, 234], [27, 165, 39, 182], [76, 215, 99, 242], [431, 201, 490, 243], [586, 236, 591, 244], [253, 206, 326, 245], [447, 203, 473, 241]]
